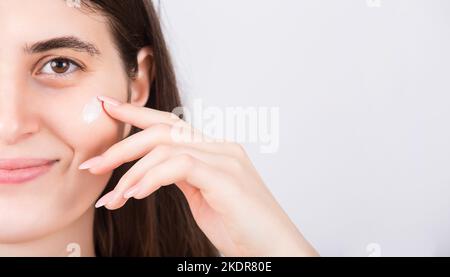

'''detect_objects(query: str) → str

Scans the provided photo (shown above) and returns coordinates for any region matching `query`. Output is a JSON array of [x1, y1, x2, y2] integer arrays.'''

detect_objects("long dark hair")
[[80, 0, 218, 256]]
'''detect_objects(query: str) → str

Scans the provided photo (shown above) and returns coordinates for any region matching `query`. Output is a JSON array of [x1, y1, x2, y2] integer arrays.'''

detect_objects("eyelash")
[[37, 57, 86, 78]]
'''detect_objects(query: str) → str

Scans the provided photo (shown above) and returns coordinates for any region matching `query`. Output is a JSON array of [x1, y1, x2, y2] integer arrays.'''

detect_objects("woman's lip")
[[0, 158, 57, 170], [0, 159, 58, 184]]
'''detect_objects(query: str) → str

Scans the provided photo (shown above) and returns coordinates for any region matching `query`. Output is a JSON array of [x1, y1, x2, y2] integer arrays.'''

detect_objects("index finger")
[[97, 95, 183, 129]]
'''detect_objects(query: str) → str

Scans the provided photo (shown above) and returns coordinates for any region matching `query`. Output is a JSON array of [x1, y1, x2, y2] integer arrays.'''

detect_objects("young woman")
[[0, 0, 318, 257]]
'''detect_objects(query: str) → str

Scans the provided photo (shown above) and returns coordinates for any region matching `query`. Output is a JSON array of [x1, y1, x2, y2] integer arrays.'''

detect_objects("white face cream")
[[82, 97, 102, 124]]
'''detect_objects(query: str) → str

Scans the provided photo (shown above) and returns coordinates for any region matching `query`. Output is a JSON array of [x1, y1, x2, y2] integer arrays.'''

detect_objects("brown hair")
[[80, 0, 218, 256]]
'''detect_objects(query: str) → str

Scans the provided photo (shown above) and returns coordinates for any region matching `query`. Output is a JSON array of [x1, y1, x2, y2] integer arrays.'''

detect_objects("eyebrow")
[[24, 36, 101, 56]]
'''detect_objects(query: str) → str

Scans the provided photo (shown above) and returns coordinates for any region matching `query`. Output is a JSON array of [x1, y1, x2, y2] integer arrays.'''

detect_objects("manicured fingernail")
[[97, 95, 122, 107], [78, 156, 104, 170], [124, 185, 141, 199], [95, 192, 115, 208]]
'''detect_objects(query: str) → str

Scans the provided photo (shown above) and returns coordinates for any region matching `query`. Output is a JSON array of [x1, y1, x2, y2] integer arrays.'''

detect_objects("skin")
[[0, 0, 318, 256]]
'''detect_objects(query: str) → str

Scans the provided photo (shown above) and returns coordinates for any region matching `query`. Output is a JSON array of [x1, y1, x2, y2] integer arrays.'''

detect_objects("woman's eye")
[[39, 58, 81, 76]]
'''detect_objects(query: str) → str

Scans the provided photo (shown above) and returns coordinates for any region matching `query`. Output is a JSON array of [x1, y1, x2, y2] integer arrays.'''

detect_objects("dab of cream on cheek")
[[82, 97, 102, 124]]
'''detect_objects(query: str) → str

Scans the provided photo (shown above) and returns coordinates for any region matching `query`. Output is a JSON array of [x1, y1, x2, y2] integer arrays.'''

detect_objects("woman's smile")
[[0, 158, 58, 184]]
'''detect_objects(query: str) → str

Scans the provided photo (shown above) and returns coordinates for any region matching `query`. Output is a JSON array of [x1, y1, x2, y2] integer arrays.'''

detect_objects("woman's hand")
[[79, 95, 319, 257]]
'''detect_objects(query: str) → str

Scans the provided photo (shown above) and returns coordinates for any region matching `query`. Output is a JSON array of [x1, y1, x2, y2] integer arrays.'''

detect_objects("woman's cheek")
[[44, 89, 123, 160], [40, 90, 124, 205]]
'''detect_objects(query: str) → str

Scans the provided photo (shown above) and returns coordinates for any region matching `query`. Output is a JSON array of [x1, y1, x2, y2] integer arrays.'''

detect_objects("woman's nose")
[[0, 91, 40, 146]]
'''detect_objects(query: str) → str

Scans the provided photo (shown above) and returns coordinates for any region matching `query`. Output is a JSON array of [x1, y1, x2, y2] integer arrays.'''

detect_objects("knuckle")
[[227, 157, 244, 173], [168, 112, 183, 122], [229, 142, 246, 157], [176, 154, 196, 169], [152, 144, 171, 156], [151, 123, 171, 133]]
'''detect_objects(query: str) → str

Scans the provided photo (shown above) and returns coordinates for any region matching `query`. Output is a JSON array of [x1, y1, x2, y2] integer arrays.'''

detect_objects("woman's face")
[[0, 0, 135, 243]]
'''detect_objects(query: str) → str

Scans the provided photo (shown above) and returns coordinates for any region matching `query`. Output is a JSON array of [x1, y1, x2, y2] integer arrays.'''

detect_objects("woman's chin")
[[0, 204, 67, 244], [0, 219, 51, 244]]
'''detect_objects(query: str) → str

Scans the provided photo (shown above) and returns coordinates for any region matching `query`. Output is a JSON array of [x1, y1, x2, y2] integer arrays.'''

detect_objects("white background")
[[158, 0, 450, 256]]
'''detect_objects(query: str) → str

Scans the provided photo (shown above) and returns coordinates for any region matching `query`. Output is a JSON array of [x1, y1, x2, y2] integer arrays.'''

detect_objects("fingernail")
[[95, 191, 115, 208], [78, 156, 104, 170], [97, 95, 122, 107], [124, 185, 141, 199]]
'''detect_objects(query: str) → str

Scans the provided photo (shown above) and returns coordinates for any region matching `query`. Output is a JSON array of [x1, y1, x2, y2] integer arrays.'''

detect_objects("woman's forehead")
[[0, 0, 109, 52]]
